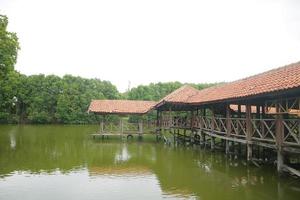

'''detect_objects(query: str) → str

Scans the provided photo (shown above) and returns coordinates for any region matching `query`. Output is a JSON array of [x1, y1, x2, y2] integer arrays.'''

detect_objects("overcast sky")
[[1, 0, 300, 92]]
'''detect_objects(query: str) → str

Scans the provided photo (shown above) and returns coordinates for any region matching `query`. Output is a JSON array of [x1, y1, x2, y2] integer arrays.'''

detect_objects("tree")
[[0, 15, 19, 78]]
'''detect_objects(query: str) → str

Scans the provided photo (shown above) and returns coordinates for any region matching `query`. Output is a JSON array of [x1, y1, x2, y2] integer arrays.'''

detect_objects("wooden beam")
[[100, 119, 104, 134], [169, 106, 172, 128], [138, 119, 143, 135], [282, 164, 300, 177], [276, 101, 284, 173], [246, 104, 253, 161], [191, 110, 194, 129], [119, 118, 123, 134], [211, 108, 215, 150], [226, 104, 231, 154], [237, 104, 241, 118]]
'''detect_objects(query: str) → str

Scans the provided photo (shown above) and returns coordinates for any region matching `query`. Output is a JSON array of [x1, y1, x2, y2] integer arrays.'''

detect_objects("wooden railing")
[[100, 121, 156, 134], [282, 119, 300, 146], [158, 116, 300, 146]]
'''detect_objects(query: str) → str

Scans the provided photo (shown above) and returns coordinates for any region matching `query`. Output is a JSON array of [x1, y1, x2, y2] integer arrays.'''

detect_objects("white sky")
[[1, 0, 300, 92]]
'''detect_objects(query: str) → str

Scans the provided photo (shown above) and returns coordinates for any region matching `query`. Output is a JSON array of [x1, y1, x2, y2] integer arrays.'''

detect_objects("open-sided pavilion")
[[88, 61, 300, 176]]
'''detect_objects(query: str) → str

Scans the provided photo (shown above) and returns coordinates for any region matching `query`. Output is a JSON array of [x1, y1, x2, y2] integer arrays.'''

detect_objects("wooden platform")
[[91, 132, 145, 140]]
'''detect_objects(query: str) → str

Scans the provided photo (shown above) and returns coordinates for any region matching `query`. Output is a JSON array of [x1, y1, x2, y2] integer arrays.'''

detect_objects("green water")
[[0, 125, 299, 200]]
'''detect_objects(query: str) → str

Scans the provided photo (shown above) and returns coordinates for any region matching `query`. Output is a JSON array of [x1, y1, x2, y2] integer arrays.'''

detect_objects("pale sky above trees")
[[1, 0, 300, 92]]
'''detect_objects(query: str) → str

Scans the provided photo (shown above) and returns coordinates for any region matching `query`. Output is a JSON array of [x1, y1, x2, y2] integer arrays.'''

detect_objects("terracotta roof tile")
[[188, 61, 300, 104], [88, 100, 156, 115], [157, 85, 199, 106]]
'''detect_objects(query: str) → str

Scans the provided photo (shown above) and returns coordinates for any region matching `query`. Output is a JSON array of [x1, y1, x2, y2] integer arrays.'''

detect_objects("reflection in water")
[[9, 129, 16, 150], [0, 125, 300, 200], [115, 144, 131, 163]]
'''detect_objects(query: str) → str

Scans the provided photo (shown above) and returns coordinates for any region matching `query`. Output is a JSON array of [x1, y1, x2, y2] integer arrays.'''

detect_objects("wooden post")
[[246, 104, 252, 161], [237, 105, 241, 117], [169, 107, 172, 128], [276, 102, 284, 173], [156, 110, 161, 135], [256, 105, 260, 119], [119, 118, 123, 134], [226, 104, 231, 154], [237, 104, 242, 154], [211, 108, 215, 150], [100, 119, 104, 134], [191, 110, 194, 129], [139, 119, 143, 135], [156, 110, 159, 127]]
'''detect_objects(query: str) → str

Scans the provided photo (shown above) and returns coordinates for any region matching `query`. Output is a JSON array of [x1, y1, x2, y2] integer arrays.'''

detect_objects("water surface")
[[0, 125, 299, 200]]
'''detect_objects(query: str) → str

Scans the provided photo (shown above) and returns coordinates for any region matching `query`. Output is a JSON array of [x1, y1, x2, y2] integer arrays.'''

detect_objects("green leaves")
[[0, 15, 20, 78]]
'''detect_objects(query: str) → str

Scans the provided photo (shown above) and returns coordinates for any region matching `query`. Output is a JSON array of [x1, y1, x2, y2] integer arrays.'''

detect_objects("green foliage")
[[125, 82, 217, 101], [0, 15, 19, 78], [126, 82, 183, 101], [0, 15, 20, 122]]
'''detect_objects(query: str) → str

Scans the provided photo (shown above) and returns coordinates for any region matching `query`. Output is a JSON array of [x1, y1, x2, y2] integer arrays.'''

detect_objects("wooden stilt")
[[276, 102, 284, 173], [211, 108, 215, 150], [225, 104, 232, 154], [203, 132, 206, 147], [100, 119, 104, 134], [211, 136, 215, 150], [246, 104, 253, 161], [119, 118, 123, 134], [138, 120, 143, 134], [225, 140, 230, 154]]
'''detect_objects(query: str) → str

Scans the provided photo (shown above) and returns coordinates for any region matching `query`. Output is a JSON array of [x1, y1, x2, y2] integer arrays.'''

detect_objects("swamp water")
[[0, 125, 300, 200]]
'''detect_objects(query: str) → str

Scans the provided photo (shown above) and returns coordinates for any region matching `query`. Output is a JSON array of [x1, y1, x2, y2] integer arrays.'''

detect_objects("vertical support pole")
[[246, 104, 252, 161], [202, 108, 206, 147], [191, 110, 195, 129], [100, 119, 104, 134], [211, 108, 215, 150], [156, 110, 161, 135], [156, 110, 159, 127], [226, 104, 231, 154], [256, 105, 260, 119], [237, 104, 242, 154], [119, 118, 123, 134], [190, 110, 194, 144], [276, 101, 284, 173], [237, 105, 241, 117], [169, 107, 172, 128], [139, 119, 143, 135]]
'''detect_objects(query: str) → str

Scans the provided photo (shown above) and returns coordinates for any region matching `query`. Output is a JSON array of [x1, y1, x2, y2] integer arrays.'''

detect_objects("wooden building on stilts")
[[88, 61, 300, 176], [154, 61, 300, 176]]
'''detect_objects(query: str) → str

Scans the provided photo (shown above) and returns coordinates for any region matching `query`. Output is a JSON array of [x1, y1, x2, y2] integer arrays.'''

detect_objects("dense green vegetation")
[[125, 82, 216, 101], [0, 15, 216, 124]]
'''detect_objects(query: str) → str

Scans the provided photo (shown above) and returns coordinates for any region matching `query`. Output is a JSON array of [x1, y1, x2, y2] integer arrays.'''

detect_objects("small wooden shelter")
[[88, 100, 156, 137], [88, 99, 156, 115]]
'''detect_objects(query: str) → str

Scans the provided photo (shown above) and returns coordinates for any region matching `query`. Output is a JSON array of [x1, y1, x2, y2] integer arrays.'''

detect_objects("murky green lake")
[[0, 125, 299, 200]]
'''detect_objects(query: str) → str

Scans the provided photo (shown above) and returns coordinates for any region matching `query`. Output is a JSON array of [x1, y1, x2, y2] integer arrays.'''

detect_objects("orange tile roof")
[[88, 100, 156, 115], [188, 61, 300, 104], [156, 85, 199, 107]]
